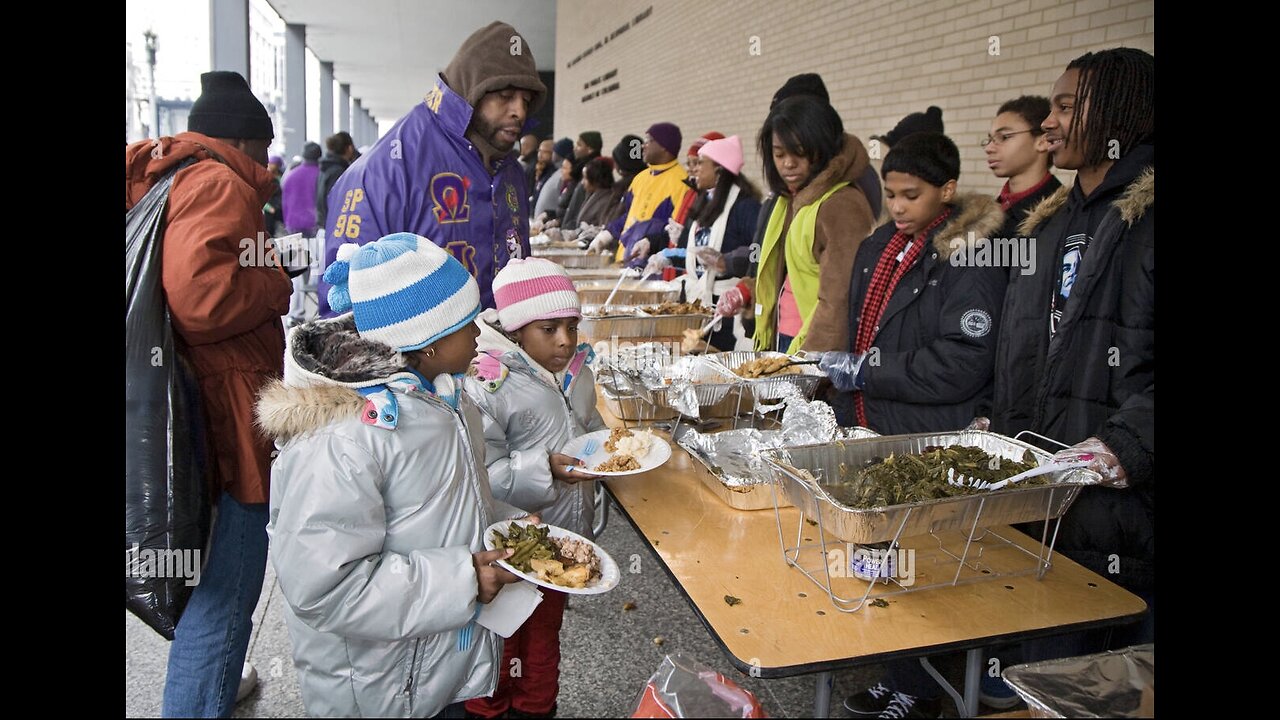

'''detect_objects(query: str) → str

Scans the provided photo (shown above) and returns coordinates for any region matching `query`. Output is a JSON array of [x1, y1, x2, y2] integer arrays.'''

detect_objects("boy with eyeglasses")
[[983, 96, 1062, 242], [973, 97, 1064, 711]]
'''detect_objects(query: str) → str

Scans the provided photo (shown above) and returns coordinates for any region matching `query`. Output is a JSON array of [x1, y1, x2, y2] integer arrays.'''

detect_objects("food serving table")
[[593, 396, 1147, 717]]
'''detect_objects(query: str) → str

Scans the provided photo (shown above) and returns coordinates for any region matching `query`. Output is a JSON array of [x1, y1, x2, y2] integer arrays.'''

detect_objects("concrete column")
[[318, 61, 334, 140], [338, 83, 351, 134], [283, 23, 306, 160], [208, 0, 249, 78], [352, 99, 364, 145]]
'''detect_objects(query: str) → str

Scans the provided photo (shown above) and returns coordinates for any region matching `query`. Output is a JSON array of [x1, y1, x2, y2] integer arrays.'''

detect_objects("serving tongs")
[[946, 455, 1094, 491]]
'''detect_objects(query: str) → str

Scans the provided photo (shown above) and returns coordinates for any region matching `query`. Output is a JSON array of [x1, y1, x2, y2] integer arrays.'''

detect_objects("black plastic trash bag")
[[125, 159, 212, 640]]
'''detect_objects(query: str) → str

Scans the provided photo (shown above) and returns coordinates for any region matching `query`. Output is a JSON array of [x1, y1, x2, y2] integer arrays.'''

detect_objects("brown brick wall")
[[552, 0, 1153, 200]]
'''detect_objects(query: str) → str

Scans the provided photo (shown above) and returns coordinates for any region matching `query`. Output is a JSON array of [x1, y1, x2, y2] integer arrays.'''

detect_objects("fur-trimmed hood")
[[791, 133, 871, 209], [930, 193, 1006, 259], [1019, 166, 1154, 237], [255, 315, 422, 442]]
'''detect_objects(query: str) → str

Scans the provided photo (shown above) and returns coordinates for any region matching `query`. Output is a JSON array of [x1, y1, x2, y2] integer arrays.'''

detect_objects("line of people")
[[525, 48, 1154, 719], [126, 15, 1152, 717]]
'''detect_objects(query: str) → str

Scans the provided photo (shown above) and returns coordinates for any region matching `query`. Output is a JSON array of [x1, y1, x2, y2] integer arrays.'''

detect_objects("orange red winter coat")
[[126, 132, 292, 504]]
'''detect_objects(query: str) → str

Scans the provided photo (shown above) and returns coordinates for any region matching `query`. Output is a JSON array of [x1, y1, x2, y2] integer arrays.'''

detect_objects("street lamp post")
[[144, 29, 159, 138]]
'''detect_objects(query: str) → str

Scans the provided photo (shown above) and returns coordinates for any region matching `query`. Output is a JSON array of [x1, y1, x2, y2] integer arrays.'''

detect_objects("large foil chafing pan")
[[761, 431, 1100, 544]]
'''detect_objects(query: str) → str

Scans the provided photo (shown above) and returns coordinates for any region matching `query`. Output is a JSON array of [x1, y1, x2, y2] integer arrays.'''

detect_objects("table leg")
[[920, 656, 966, 717], [964, 648, 983, 717], [813, 671, 833, 717]]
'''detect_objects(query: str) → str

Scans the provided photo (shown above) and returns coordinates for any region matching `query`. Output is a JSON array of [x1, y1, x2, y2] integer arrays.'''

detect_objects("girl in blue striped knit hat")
[[255, 232, 539, 718]]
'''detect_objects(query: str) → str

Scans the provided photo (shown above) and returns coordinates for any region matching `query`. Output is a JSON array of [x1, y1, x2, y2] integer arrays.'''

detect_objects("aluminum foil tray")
[[575, 278, 682, 305], [580, 304, 711, 341], [1002, 644, 1154, 718], [761, 431, 1100, 544], [680, 426, 879, 510], [530, 248, 614, 268], [704, 351, 827, 403], [566, 267, 626, 281]]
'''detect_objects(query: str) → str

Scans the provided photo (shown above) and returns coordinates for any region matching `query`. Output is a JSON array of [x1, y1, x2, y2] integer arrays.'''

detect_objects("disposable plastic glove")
[[1052, 437, 1128, 488], [816, 352, 868, 392], [627, 237, 651, 260], [588, 230, 615, 254], [716, 286, 746, 317]]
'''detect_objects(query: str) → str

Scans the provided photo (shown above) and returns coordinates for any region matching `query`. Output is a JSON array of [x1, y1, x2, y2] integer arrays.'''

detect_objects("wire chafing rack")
[[761, 430, 1100, 613]]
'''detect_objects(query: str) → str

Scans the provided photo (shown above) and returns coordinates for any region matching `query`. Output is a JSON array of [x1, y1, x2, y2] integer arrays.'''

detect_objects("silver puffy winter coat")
[[463, 312, 607, 538], [256, 316, 524, 717]]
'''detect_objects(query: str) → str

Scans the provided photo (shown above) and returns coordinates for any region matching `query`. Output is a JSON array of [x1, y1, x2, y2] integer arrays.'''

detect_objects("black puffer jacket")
[[834, 194, 1008, 434], [992, 144, 1154, 593], [996, 174, 1062, 243]]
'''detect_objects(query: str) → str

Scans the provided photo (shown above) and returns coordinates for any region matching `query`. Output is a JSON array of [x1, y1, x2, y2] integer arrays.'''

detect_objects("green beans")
[[492, 522, 558, 573]]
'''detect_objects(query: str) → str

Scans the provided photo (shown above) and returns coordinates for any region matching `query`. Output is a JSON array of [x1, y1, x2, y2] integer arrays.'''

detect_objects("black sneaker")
[[843, 683, 895, 716], [878, 691, 941, 719]]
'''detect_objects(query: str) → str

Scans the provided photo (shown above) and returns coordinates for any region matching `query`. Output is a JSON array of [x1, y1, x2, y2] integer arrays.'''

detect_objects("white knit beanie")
[[492, 257, 581, 332], [322, 232, 481, 351]]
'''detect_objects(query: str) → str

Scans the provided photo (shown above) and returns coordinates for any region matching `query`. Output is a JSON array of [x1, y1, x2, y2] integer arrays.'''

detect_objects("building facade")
[[553, 0, 1154, 198]]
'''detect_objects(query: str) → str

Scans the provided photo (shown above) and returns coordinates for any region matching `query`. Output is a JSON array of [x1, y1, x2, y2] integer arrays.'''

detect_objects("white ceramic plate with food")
[[561, 428, 672, 477], [484, 520, 619, 595]]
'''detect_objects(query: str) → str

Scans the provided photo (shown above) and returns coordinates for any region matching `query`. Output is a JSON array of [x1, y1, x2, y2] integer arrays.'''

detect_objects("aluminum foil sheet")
[[598, 342, 674, 377], [1002, 644, 1154, 718], [660, 356, 740, 418], [596, 347, 684, 422], [679, 424, 880, 489], [778, 385, 838, 445], [600, 351, 755, 420]]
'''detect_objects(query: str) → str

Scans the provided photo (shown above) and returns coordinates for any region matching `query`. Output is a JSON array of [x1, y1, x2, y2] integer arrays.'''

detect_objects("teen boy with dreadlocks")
[[992, 47, 1155, 649]]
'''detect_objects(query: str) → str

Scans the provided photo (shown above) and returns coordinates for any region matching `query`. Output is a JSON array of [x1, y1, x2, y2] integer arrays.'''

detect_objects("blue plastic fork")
[[582, 438, 600, 457]]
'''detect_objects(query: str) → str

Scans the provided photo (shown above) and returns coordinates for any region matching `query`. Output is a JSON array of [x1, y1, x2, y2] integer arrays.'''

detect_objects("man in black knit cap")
[[125, 70, 291, 716]]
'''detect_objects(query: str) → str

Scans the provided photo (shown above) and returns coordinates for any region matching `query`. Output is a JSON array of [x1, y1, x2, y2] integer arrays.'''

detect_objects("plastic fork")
[[947, 456, 1094, 491], [696, 313, 725, 336], [582, 438, 600, 457]]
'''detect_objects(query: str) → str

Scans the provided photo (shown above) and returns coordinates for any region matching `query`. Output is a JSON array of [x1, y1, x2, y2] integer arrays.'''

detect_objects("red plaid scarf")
[[853, 208, 953, 426]]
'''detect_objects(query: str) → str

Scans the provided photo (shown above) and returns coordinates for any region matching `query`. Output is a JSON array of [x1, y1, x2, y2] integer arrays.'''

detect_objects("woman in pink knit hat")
[[462, 257, 607, 719], [647, 135, 763, 351]]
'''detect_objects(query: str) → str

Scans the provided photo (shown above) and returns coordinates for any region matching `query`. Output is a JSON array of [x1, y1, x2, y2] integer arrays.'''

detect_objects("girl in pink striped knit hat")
[[462, 257, 606, 718]]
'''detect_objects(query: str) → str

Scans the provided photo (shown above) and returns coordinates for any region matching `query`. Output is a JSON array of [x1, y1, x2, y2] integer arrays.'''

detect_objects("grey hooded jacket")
[[463, 311, 607, 538], [256, 316, 524, 717]]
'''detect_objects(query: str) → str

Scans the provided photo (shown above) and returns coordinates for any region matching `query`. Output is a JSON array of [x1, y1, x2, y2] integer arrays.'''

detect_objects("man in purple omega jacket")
[[318, 21, 547, 313]]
